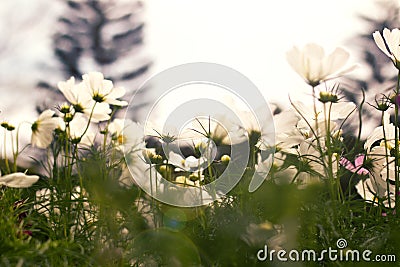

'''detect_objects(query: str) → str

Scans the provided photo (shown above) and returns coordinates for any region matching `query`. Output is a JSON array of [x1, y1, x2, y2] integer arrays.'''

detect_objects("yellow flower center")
[[117, 134, 125, 145]]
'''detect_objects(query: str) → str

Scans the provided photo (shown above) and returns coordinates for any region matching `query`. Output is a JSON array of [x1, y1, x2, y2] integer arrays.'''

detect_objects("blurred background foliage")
[[345, 0, 400, 127], [37, 0, 151, 119]]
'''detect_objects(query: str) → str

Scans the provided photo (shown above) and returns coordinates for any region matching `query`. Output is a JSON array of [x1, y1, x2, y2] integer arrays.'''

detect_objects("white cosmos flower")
[[58, 76, 111, 122], [34, 188, 58, 217], [108, 118, 126, 140], [364, 111, 396, 152], [167, 136, 216, 172], [187, 115, 243, 146], [291, 100, 356, 138], [286, 43, 357, 86], [175, 174, 203, 187], [70, 186, 97, 226], [0, 172, 39, 188], [31, 110, 61, 149], [66, 113, 95, 145], [197, 102, 275, 150], [299, 139, 338, 174], [352, 144, 396, 208], [273, 110, 303, 153], [68, 113, 88, 140], [109, 118, 145, 152], [373, 28, 400, 68], [271, 152, 298, 185], [291, 138, 339, 187], [234, 108, 275, 148], [355, 177, 395, 208], [82, 72, 128, 106], [363, 114, 398, 208], [292, 101, 356, 122], [168, 151, 208, 172], [34, 186, 97, 224]]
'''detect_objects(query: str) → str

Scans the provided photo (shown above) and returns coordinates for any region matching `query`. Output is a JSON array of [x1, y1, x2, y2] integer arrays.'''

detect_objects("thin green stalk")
[[79, 102, 98, 142], [10, 131, 16, 172], [198, 159, 203, 205], [312, 86, 319, 134], [3, 129, 10, 174], [355, 89, 366, 151], [394, 70, 400, 213], [12, 124, 22, 173], [102, 108, 117, 153], [381, 111, 392, 209], [290, 171, 301, 184], [289, 92, 326, 173], [65, 123, 72, 179], [323, 102, 336, 201], [148, 161, 157, 227], [74, 143, 84, 194]]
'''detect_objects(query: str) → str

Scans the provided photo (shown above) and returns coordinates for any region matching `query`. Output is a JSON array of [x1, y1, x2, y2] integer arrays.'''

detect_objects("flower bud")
[[158, 165, 173, 179], [142, 149, 155, 163], [64, 113, 74, 123], [376, 102, 390, 111], [60, 103, 71, 114], [1, 122, 15, 131], [319, 91, 338, 103], [195, 142, 208, 153], [188, 174, 200, 182], [221, 155, 231, 164], [71, 137, 82, 144], [389, 93, 398, 105]]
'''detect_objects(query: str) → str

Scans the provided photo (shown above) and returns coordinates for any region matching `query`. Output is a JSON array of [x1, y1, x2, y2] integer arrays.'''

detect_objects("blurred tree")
[[344, 0, 399, 123], [38, 0, 151, 119]]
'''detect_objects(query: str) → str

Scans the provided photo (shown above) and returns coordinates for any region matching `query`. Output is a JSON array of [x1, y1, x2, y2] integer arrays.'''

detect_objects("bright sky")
[[0, 0, 384, 155], [145, 0, 377, 107], [142, 0, 377, 130]]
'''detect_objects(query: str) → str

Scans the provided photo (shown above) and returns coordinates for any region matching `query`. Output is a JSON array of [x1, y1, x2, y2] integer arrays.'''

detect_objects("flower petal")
[[0, 172, 39, 188], [387, 28, 400, 61], [58, 77, 77, 104], [354, 154, 365, 168], [38, 109, 55, 121], [83, 72, 105, 94], [373, 30, 393, 59], [323, 47, 349, 78], [339, 157, 356, 172]]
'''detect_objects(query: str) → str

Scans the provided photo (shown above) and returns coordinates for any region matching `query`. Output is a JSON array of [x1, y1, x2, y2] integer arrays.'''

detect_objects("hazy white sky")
[[142, 0, 379, 130], [144, 0, 377, 108], [0, 0, 380, 118], [0, 0, 386, 150]]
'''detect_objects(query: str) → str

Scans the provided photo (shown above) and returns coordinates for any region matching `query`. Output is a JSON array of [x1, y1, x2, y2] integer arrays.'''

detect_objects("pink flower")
[[339, 154, 369, 175]]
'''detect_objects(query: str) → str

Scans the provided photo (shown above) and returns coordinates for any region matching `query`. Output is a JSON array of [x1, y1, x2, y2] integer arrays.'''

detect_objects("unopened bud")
[[319, 91, 338, 103], [221, 155, 231, 164]]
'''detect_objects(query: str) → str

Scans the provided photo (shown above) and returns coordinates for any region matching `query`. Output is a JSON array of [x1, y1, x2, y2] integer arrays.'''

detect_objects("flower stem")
[[312, 86, 319, 134], [102, 108, 117, 153], [12, 124, 22, 173], [394, 70, 400, 213], [3, 129, 10, 174], [323, 102, 336, 201], [381, 111, 392, 209]]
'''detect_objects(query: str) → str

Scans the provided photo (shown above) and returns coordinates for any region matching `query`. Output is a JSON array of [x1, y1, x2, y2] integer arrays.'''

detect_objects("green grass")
[[1, 161, 399, 266]]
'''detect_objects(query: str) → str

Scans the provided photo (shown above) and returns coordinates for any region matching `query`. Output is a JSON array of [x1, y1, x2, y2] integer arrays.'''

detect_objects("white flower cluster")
[[281, 28, 400, 209], [2, 27, 400, 213], [31, 71, 129, 149], [0, 71, 138, 190]]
